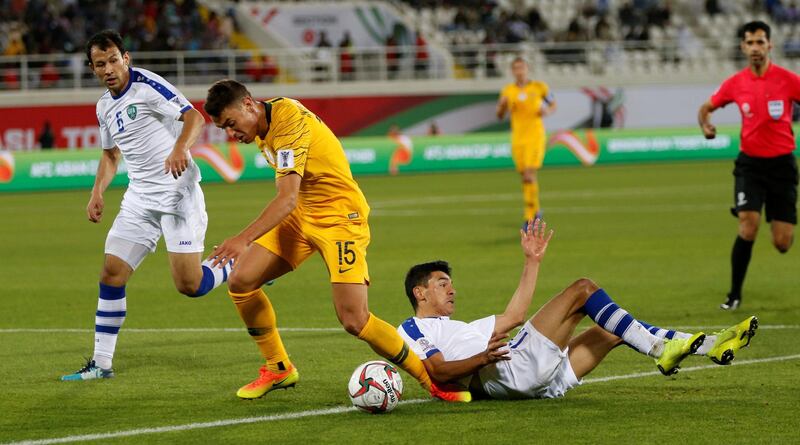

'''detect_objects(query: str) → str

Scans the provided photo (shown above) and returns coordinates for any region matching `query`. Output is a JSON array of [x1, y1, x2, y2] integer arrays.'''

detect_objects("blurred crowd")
[[0, 0, 235, 57]]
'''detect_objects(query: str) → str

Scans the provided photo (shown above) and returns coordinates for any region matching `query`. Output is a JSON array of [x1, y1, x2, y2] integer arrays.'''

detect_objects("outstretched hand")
[[207, 235, 248, 268], [520, 218, 554, 261], [482, 333, 511, 365]]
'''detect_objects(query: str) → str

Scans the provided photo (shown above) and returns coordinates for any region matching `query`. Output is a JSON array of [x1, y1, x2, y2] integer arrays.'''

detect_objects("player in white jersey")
[[61, 30, 231, 381], [398, 219, 758, 399]]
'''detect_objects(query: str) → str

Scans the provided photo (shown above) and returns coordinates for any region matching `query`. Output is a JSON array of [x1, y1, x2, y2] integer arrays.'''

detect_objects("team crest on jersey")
[[126, 104, 137, 120], [277, 149, 294, 169], [768, 100, 784, 120]]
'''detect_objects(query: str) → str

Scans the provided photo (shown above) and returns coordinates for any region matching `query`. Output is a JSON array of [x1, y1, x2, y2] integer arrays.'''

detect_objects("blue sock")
[[191, 265, 217, 297], [584, 288, 661, 356]]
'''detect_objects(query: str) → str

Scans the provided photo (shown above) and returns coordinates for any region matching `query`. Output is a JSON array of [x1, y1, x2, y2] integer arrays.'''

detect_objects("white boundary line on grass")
[[4, 353, 800, 445], [0, 325, 797, 334]]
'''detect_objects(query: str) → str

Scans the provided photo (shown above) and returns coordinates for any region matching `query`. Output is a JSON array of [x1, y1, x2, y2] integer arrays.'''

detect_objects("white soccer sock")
[[624, 322, 663, 357]]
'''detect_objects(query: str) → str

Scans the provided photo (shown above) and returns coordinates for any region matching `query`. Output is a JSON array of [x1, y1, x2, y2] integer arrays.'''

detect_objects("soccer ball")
[[347, 361, 403, 414]]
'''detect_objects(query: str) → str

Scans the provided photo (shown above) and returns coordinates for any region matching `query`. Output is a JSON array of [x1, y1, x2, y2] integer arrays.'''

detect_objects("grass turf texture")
[[1, 160, 798, 444]]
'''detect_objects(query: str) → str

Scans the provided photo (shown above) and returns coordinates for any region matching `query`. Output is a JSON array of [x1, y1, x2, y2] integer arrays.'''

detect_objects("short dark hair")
[[511, 56, 527, 66], [204, 79, 252, 118], [404, 260, 451, 311], [739, 21, 771, 40], [86, 29, 126, 66]]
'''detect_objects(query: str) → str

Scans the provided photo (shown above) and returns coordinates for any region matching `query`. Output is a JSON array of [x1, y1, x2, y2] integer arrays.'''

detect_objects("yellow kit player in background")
[[497, 57, 557, 227], [204, 80, 468, 402]]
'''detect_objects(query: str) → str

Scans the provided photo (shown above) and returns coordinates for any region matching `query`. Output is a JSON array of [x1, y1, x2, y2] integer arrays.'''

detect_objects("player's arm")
[[493, 219, 554, 336], [422, 333, 510, 383], [87, 146, 122, 223], [541, 96, 557, 117], [496, 94, 509, 120], [208, 172, 301, 267], [697, 100, 719, 139], [165, 108, 205, 179]]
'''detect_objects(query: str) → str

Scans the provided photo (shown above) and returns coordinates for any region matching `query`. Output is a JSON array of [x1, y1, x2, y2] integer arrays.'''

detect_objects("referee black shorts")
[[732, 152, 798, 224]]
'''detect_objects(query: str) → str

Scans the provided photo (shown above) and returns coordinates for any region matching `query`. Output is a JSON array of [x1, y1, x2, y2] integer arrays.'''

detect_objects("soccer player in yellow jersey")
[[497, 57, 557, 227], [203, 80, 468, 402]]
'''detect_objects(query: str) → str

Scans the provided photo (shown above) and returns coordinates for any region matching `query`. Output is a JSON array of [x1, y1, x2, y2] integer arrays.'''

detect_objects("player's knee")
[[773, 236, 793, 253], [339, 312, 369, 336], [738, 219, 759, 240], [227, 270, 256, 294], [174, 278, 200, 296], [100, 263, 129, 287], [571, 278, 599, 299], [342, 319, 365, 336]]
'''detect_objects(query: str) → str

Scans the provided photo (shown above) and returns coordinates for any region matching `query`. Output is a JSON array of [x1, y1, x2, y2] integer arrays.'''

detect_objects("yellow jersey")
[[255, 97, 369, 226], [500, 80, 552, 143]]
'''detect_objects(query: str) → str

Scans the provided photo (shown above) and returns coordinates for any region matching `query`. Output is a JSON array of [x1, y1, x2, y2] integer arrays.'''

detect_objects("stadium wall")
[[2, 126, 790, 193]]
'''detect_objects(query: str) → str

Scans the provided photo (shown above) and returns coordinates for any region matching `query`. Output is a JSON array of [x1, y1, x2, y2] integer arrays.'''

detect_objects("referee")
[[698, 20, 799, 310]]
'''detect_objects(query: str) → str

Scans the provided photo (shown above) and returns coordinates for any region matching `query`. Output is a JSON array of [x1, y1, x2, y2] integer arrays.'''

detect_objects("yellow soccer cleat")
[[707, 316, 758, 365], [236, 364, 299, 399], [656, 332, 706, 376]]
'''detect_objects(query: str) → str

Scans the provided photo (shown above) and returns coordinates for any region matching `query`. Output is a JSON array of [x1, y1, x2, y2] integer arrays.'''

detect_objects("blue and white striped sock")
[[639, 320, 680, 340], [639, 320, 716, 355], [583, 289, 663, 357], [191, 259, 232, 297], [93, 283, 127, 370]]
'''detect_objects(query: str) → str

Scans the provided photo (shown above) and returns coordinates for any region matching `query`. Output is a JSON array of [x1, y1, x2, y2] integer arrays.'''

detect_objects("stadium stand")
[[1, 0, 800, 90]]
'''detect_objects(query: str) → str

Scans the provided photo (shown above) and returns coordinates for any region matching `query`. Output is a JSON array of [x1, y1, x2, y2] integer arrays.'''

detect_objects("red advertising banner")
[[0, 95, 436, 150]]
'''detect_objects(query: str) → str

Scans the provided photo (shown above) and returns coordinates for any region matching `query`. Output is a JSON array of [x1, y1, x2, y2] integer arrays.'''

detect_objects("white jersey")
[[397, 315, 495, 386], [96, 67, 200, 193]]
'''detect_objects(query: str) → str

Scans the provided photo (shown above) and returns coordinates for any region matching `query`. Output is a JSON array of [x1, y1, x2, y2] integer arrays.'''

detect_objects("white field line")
[[370, 203, 721, 217], [583, 353, 800, 383], [0, 327, 343, 334], [4, 352, 799, 445], [368, 184, 725, 209], [0, 325, 796, 334]]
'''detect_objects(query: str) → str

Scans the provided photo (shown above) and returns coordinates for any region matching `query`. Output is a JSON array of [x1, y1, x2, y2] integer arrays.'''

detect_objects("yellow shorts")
[[253, 211, 370, 284], [512, 141, 545, 171]]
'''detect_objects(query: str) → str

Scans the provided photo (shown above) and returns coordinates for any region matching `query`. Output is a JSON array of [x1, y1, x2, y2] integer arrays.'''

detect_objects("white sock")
[[623, 322, 663, 357]]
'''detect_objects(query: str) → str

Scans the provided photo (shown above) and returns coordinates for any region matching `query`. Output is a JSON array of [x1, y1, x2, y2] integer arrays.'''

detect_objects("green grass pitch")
[[1, 160, 798, 444]]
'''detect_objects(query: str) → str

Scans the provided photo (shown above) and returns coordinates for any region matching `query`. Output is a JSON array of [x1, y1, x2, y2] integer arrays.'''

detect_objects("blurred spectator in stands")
[[705, 0, 722, 15], [783, 28, 800, 56], [482, 30, 500, 77], [3, 29, 25, 56], [2, 67, 20, 89], [506, 12, 530, 43], [386, 30, 400, 79], [39, 121, 55, 150], [317, 30, 332, 49], [414, 31, 429, 78], [339, 31, 355, 81], [39, 61, 60, 88], [427, 121, 441, 136], [245, 55, 278, 83], [313, 31, 333, 82], [619, 1, 640, 28], [784, 1, 800, 22], [646, 2, 671, 28], [766, 0, 783, 17], [625, 24, 650, 44]]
